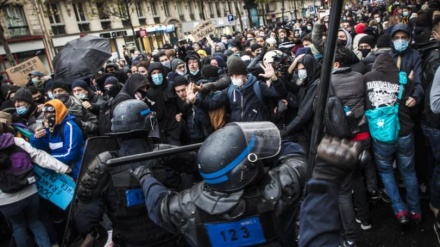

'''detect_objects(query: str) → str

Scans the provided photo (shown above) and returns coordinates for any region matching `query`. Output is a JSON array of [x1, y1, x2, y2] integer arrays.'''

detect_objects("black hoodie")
[[364, 52, 414, 137], [111, 74, 148, 112]]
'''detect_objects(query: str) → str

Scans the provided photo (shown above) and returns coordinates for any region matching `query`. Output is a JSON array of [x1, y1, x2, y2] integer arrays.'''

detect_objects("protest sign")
[[190, 20, 216, 41], [34, 165, 75, 210], [6, 56, 48, 86]]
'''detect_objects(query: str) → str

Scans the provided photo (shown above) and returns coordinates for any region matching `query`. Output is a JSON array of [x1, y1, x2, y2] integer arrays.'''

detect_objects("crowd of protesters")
[[1, 0, 440, 246]]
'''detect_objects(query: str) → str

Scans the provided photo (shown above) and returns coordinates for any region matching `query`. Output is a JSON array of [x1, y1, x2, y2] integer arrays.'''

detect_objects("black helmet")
[[198, 122, 281, 192], [111, 99, 156, 135]]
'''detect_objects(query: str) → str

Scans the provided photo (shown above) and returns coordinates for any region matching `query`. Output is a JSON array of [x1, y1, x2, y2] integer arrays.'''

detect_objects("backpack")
[[227, 82, 266, 108], [0, 144, 35, 193], [324, 84, 356, 139]]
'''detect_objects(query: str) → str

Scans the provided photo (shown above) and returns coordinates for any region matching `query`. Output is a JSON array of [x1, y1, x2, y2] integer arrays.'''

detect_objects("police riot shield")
[[62, 136, 119, 247]]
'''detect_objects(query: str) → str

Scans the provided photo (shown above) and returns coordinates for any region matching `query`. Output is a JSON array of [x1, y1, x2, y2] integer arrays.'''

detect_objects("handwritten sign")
[[34, 166, 75, 210], [6, 56, 48, 86], [190, 20, 216, 41]]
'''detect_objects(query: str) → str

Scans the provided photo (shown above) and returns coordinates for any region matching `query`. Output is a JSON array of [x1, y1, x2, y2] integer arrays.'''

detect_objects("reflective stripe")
[[140, 108, 151, 116], [200, 135, 256, 184]]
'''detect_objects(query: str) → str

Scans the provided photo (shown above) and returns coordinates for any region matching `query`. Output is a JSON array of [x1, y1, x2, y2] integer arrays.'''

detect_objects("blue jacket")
[[31, 114, 84, 178], [195, 74, 285, 122]]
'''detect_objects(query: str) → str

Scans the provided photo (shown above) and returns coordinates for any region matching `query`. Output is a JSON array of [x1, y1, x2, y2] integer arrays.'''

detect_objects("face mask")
[[307, 26, 312, 30], [105, 87, 119, 98], [232, 77, 244, 87], [16, 106, 28, 115], [54, 93, 70, 104], [177, 69, 186, 76], [375, 17, 381, 23], [47, 92, 54, 99], [152, 73, 163, 85], [298, 69, 307, 80], [393, 39, 409, 52], [47, 115, 56, 133], [338, 40, 347, 47], [31, 78, 38, 84], [221, 39, 228, 44], [34, 95, 45, 104], [162, 61, 171, 68], [190, 69, 199, 75], [402, 11, 408, 17], [75, 93, 87, 100], [359, 48, 371, 58]]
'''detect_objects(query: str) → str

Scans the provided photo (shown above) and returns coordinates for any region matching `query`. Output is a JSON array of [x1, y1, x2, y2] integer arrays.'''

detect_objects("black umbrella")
[[53, 35, 111, 84]]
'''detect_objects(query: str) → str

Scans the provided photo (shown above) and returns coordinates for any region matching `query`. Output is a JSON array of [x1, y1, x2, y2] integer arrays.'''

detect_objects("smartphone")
[[35, 119, 44, 130]]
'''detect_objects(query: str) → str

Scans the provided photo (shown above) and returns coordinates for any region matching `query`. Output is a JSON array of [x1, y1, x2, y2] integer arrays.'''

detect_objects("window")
[[151, 2, 158, 16], [163, 2, 170, 16], [73, 3, 87, 22], [3, 5, 30, 36], [45, 3, 65, 35], [215, 2, 221, 17], [135, 2, 144, 17], [96, 3, 109, 20]]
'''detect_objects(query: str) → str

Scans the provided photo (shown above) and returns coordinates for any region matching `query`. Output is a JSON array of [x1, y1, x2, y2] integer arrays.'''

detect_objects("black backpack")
[[0, 144, 35, 193], [324, 85, 356, 139]]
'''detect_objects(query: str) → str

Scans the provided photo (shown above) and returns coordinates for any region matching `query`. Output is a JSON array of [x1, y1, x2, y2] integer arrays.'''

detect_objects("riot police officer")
[[73, 99, 196, 247], [131, 121, 308, 247]]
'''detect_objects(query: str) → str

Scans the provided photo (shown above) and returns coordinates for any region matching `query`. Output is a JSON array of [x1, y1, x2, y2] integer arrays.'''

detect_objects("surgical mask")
[[152, 73, 163, 85], [307, 26, 312, 30], [231, 77, 244, 87], [177, 69, 186, 76], [31, 78, 38, 84], [75, 93, 87, 100], [298, 69, 307, 80], [359, 48, 371, 58], [162, 61, 171, 68], [393, 39, 409, 52], [47, 92, 54, 99], [190, 69, 199, 75], [54, 93, 70, 104], [375, 17, 381, 23], [16, 106, 28, 115], [402, 11, 408, 17]]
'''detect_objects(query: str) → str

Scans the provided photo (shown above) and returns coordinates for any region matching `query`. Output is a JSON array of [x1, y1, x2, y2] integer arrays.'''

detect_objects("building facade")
[[1, 0, 319, 76]]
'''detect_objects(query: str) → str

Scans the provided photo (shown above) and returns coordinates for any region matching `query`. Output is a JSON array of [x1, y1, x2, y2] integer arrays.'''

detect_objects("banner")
[[6, 56, 48, 86], [190, 20, 216, 41], [34, 166, 75, 210]]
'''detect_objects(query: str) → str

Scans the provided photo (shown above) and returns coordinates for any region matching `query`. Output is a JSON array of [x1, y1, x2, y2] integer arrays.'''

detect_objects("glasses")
[[42, 106, 55, 112]]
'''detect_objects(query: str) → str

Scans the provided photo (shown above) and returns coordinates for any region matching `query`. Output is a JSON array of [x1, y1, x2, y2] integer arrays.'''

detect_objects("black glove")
[[130, 166, 153, 184], [313, 135, 361, 183]]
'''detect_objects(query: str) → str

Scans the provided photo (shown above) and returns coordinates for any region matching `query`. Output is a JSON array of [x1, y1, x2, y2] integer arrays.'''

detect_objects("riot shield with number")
[[62, 136, 119, 247]]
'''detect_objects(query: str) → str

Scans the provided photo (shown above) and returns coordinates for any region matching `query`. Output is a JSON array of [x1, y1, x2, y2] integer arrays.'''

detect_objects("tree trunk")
[[0, 23, 16, 66], [234, 1, 244, 31], [123, 0, 140, 52]]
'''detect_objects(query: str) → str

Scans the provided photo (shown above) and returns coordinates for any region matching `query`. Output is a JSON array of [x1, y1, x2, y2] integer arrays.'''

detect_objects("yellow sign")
[[190, 20, 216, 41], [6, 56, 48, 86]]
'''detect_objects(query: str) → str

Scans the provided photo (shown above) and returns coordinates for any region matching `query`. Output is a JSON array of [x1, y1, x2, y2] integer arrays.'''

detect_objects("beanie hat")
[[226, 54, 241, 68], [355, 23, 367, 34], [171, 58, 185, 72], [71, 79, 88, 90], [104, 76, 119, 86], [51, 80, 71, 93], [197, 49, 207, 57], [212, 56, 227, 68], [173, 75, 189, 88], [376, 34, 391, 48], [201, 65, 219, 79], [358, 35, 376, 48], [228, 59, 248, 76], [251, 44, 263, 52], [13, 88, 33, 104], [295, 47, 313, 57]]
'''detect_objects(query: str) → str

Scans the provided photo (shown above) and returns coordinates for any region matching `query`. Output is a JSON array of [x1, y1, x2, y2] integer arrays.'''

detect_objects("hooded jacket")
[[167, 58, 186, 84], [30, 99, 84, 178], [282, 55, 321, 138], [147, 62, 181, 143], [388, 24, 424, 104], [111, 74, 148, 112], [364, 52, 415, 137], [64, 95, 98, 136], [0, 133, 69, 205]]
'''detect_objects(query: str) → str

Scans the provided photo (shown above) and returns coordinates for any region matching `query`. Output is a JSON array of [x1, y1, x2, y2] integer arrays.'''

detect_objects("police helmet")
[[263, 50, 293, 73], [111, 99, 156, 135], [198, 122, 281, 192]]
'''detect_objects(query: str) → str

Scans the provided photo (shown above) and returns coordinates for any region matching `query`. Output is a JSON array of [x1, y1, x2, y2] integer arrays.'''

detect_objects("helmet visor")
[[227, 121, 280, 160]]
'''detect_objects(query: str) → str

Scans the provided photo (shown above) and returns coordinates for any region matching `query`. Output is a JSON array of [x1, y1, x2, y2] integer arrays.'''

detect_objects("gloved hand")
[[313, 135, 361, 183], [130, 166, 153, 184]]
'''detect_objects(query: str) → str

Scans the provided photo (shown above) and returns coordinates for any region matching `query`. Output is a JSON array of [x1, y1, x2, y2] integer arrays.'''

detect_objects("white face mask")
[[375, 17, 381, 23], [298, 69, 307, 80], [232, 77, 244, 87]]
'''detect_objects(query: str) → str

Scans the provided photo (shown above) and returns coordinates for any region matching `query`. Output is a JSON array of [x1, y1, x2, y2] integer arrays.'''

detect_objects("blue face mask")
[[152, 73, 163, 85], [76, 93, 87, 100], [16, 106, 28, 115], [190, 69, 199, 76], [393, 39, 409, 52], [47, 92, 54, 99]]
